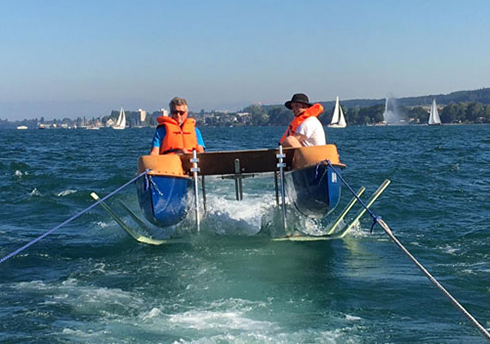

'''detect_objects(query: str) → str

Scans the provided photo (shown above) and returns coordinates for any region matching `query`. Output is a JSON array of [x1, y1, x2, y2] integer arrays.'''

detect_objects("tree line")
[[234, 101, 490, 127]]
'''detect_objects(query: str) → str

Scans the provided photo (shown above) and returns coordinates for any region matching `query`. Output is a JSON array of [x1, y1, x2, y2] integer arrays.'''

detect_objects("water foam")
[[56, 189, 77, 197], [29, 188, 42, 196], [14, 170, 25, 177], [200, 192, 276, 236], [167, 309, 275, 331]]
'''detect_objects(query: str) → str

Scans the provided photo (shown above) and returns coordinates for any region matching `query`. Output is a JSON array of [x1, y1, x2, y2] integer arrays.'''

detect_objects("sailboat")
[[428, 99, 442, 125], [328, 96, 347, 128], [112, 108, 126, 130]]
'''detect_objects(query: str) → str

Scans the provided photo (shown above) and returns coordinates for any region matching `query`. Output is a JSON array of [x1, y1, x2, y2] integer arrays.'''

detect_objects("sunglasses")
[[171, 110, 187, 116]]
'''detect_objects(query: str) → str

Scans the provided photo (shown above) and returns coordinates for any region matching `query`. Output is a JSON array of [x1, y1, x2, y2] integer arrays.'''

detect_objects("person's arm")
[[149, 127, 165, 155], [295, 117, 325, 146], [294, 121, 312, 146], [195, 128, 206, 152], [149, 146, 160, 155], [291, 132, 307, 142], [282, 135, 303, 147]]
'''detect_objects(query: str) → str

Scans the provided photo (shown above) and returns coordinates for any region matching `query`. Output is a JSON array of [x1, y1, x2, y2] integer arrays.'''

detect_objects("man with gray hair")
[[150, 97, 206, 155]]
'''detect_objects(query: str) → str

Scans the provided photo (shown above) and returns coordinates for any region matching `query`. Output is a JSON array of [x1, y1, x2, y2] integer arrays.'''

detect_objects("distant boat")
[[328, 96, 347, 128], [428, 99, 442, 125], [112, 108, 126, 130], [367, 122, 387, 127], [16, 125, 28, 130]]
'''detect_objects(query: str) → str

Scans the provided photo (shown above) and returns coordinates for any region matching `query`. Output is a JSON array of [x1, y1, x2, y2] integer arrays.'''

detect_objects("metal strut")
[[276, 145, 287, 231], [202, 175, 207, 213], [190, 150, 200, 232], [234, 158, 243, 200], [274, 171, 279, 205]]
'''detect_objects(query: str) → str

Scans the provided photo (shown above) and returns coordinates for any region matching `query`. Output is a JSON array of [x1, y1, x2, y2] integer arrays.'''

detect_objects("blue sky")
[[1, 0, 490, 120]]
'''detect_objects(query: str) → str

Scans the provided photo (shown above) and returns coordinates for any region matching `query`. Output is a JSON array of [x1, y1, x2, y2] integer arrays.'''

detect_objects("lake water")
[[1, 125, 489, 343]]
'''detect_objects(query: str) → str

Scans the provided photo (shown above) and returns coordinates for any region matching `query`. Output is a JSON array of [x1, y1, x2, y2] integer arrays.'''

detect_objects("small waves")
[[56, 189, 78, 197], [14, 169, 29, 178], [29, 187, 42, 196], [1, 126, 490, 343]]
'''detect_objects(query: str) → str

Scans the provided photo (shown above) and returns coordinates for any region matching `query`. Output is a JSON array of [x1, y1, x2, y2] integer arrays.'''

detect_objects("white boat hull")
[[328, 123, 347, 128]]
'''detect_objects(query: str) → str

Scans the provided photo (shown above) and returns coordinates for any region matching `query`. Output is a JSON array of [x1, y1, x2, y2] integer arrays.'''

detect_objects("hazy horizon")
[[1, 87, 487, 122]]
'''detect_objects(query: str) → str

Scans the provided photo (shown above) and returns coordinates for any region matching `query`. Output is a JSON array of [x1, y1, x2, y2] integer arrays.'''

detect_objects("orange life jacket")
[[279, 103, 324, 144], [156, 116, 198, 154]]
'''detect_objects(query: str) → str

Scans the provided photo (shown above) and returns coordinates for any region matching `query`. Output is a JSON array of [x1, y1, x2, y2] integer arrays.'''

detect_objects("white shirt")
[[296, 117, 326, 147]]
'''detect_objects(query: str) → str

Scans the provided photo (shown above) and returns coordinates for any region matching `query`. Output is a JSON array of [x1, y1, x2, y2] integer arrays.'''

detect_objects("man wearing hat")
[[279, 93, 326, 147]]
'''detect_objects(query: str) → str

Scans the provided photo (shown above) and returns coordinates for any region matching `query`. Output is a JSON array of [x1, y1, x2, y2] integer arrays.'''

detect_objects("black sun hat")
[[285, 93, 312, 109]]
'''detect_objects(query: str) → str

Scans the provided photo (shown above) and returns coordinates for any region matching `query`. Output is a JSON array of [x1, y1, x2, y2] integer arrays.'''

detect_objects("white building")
[[138, 108, 147, 122]]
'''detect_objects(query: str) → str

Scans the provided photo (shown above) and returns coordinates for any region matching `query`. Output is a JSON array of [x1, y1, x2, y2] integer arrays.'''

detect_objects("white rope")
[[0, 170, 148, 266], [377, 218, 490, 341]]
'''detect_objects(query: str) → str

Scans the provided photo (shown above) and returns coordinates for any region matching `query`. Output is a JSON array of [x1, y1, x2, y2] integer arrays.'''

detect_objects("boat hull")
[[136, 174, 192, 227], [285, 163, 342, 217], [136, 154, 193, 227]]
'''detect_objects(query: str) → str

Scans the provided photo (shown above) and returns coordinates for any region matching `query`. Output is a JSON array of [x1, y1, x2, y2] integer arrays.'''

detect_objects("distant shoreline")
[[3, 122, 489, 130], [3, 87, 490, 128]]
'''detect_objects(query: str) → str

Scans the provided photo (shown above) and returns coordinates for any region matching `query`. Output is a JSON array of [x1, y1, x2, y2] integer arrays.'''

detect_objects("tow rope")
[[0, 170, 149, 266], [325, 160, 490, 341]]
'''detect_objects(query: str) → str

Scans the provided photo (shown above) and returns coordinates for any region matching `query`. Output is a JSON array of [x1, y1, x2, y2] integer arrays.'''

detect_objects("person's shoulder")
[[303, 116, 322, 124], [154, 126, 166, 136]]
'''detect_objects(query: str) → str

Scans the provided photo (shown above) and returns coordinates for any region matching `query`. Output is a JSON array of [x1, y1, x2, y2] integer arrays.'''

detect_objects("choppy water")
[[1, 125, 490, 343]]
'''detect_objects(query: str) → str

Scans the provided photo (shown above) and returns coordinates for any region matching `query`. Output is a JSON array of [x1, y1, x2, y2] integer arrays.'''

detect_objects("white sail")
[[328, 96, 347, 128], [113, 107, 126, 130], [428, 99, 441, 125]]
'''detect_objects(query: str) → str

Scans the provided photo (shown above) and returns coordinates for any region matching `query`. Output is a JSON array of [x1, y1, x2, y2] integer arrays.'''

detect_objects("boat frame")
[[92, 178, 390, 245], [137, 145, 345, 228], [92, 144, 390, 244]]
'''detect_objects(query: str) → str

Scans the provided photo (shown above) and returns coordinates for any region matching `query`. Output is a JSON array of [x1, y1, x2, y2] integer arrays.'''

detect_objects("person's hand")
[[149, 147, 160, 155], [175, 148, 190, 155]]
